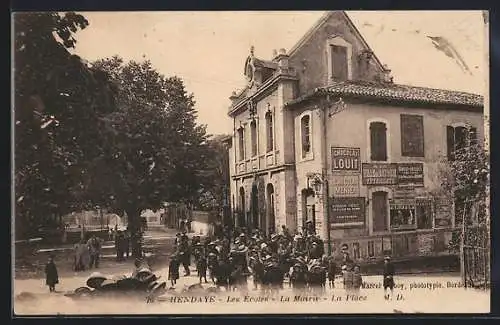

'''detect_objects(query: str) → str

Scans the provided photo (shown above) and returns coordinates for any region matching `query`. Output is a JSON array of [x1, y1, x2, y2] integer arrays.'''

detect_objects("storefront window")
[[390, 199, 416, 230]]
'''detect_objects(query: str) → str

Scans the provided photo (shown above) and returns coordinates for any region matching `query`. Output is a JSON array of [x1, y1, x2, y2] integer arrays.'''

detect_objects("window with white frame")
[[265, 111, 274, 152], [327, 36, 352, 81], [238, 127, 245, 161], [301, 114, 311, 158], [250, 120, 257, 157]]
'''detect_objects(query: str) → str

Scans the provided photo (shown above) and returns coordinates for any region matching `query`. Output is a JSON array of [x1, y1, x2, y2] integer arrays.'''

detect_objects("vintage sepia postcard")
[[12, 10, 490, 315]]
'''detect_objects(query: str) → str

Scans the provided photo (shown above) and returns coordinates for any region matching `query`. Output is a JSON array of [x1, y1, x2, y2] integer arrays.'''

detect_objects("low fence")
[[464, 245, 490, 289], [332, 228, 455, 263]]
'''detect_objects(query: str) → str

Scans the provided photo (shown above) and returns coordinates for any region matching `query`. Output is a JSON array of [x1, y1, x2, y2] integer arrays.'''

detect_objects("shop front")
[[330, 161, 455, 263]]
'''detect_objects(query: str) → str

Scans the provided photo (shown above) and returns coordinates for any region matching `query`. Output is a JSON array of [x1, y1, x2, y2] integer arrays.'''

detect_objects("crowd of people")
[[167, 220, 396, 298]]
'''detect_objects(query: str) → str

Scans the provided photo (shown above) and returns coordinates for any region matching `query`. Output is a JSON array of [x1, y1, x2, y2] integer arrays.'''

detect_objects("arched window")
[[301, 115, 311, 158], [250, 120, 257, 157], [238, 127, 245, 161], [265, 111, 274, 152], [370, 121, 387, 161]]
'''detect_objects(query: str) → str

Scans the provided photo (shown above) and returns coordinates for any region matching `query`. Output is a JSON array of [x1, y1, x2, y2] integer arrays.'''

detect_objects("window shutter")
[[370, 122, 387, 161], [331, 45, 348, 80], [401, 115, 424, 157], [446, 126, 455, 161], [370, 123, 377, 160], [380, 124, 387, 161]]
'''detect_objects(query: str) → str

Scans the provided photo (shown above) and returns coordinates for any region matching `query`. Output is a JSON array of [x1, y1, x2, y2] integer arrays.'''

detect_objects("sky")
[[71, 11, 487, 135]]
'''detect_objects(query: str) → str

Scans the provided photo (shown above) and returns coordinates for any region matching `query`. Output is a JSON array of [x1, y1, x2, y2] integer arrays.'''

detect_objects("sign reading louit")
[[331, 147, 361, 172]]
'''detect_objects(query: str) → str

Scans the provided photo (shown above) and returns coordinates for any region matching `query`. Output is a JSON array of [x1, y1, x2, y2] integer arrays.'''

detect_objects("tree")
[[195, 135, 231, 215], [90, 57, 209, 256], [437, 128, 489, 285], [14, 12, 118, 238]]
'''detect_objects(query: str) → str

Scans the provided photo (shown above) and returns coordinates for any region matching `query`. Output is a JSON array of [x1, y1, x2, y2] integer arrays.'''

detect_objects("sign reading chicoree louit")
[[361, 162, 424, 186], [331, 147, 361, 172]]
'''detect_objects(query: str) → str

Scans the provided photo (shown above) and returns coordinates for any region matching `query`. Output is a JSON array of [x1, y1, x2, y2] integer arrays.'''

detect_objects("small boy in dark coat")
[[327, 256, 337, 288], [383, 255, 395, 300], [45, 256, 59, 292], [197, 254, 208, 284], [168, 254, 181, 287]]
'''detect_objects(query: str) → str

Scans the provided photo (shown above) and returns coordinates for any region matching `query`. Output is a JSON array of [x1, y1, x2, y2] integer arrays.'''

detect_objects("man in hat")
[[281, 225, 292, 241], [309, 241, 323, 260], [305, 220, 315, 236], [178, 233, 191, 276], [383, 255, 395, 300], [340, 244, 353, 268]]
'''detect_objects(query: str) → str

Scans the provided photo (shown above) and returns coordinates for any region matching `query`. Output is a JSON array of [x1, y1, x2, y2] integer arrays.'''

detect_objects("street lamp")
[[306, 172, 332, 255]]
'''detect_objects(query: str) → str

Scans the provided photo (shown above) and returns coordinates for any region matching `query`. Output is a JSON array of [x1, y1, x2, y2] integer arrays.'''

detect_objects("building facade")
[[226, 11, 484, 261]]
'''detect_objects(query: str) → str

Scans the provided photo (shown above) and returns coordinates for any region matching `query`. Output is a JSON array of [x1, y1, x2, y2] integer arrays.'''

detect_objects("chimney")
[[275, 48, 289, 70], [229, 91, 239, 104], [382, 64, 394, 83]]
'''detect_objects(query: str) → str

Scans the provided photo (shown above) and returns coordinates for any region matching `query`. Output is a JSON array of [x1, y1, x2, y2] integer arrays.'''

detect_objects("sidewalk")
[[13, 269, 490, 315]]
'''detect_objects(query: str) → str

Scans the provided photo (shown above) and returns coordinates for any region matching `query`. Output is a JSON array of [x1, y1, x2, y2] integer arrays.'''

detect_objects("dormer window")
[[326, 36, 353, 81]]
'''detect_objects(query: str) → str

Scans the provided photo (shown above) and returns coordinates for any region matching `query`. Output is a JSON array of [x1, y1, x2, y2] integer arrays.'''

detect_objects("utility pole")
[[324, 176, 332, 255]]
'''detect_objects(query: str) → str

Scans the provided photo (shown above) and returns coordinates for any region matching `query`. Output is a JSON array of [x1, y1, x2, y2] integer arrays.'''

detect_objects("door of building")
[[372, 191, 388, 232]]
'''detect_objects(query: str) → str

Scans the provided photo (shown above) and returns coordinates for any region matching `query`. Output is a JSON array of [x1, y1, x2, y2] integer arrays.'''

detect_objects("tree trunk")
[[126, 206, 143, 258]]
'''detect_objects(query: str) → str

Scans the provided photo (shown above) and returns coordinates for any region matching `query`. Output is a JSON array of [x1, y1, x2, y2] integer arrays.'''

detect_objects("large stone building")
[[226, 11, 484, 260]]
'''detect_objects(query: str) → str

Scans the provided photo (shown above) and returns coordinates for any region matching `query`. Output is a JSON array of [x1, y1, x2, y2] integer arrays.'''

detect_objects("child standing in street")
[[343, 263, 354, 294], [327, 255, 337, 289], [352, 264, 363, 295], [168, 254, 181, 287], [45, 256, 59, 293], [383, 255, 395, 300]]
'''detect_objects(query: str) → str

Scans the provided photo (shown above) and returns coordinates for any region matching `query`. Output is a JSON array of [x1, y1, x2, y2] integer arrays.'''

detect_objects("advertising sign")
[[361, 163, 398, 185], [329, 197, 365, 226], [434, 197, 453, 227], [331, 147, 361, 172], [331, 175, 360, 197], [397, 163, 424, 187]]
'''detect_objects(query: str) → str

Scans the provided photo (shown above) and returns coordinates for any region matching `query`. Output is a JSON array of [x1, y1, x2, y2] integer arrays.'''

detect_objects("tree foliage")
[[14, 12, 118, 238], [90, 56, 210, 256], [438, 130, 490, 250], [194, 135, 231, 213]]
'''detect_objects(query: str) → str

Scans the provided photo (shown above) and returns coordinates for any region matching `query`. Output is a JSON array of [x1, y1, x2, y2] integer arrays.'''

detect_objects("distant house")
[[226, 11, 484, 261]]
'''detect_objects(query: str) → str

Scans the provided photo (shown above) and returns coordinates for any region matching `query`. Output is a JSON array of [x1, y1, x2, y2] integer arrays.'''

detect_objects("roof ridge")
[[327, 80, 483, 97]]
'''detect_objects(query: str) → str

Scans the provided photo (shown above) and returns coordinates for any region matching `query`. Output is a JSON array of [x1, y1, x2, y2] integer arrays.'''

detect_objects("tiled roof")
[[286, 81, 484, 108], [253, 58, 277, 70]]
